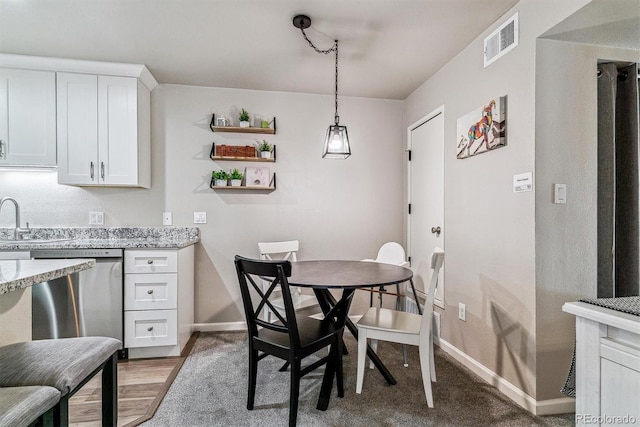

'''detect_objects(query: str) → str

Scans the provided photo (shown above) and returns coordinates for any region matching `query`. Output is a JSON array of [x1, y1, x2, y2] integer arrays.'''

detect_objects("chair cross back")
[[235, 256, 299, 338]]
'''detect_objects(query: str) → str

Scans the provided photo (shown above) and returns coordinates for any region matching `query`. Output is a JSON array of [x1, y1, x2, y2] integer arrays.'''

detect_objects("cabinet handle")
[[147, 259, 153, 264], [147, 289, 154, 294], [0, 140, 5, 159], [90, 162, 95, 180], [147, 326, 154, 332], [100, 162, 105, 179]]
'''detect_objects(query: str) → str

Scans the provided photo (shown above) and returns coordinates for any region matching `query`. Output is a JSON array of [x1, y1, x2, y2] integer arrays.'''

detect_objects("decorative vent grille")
[[484, 12, 519, 68]]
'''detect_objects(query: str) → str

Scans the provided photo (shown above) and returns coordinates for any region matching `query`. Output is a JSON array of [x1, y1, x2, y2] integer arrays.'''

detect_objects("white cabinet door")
[[56, 72, 99, 185], [0, 68, 56, 166], [57, 73, 148, 187], [98, 76, 139, 186]]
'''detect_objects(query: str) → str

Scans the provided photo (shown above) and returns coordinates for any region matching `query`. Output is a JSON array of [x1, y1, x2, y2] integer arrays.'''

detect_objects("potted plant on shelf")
[[258, 140, 272, 159], [230, 168, 244, 186], [239, 109, 250, 128], [212, 170, 229, 186]]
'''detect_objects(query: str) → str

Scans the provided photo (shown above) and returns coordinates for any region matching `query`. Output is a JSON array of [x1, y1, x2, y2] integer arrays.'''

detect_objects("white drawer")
[[125, 249, 177, 273], [124, 273, 177, 310], [124, 309, 177, 348]]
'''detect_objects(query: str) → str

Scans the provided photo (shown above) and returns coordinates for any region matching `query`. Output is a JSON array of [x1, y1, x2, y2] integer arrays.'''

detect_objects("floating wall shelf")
[[209, 114, 276, 134], [209, 143, 276, 163], [210, 173, 276, 192]]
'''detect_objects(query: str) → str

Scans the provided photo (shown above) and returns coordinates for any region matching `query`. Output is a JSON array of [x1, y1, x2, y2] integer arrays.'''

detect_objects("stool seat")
[[0, 337, 120, 394], [0, 385, 60, 427]]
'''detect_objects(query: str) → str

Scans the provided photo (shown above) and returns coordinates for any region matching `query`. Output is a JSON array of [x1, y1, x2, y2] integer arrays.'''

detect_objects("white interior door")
[[408, 107, 445, 308]]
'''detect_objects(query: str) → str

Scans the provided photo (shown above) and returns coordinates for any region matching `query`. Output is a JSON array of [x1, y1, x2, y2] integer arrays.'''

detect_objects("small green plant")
[[212, 170, 228, 181], [230, 168, 244, 180], [258, 140, 272, 152], [239, 108, 250, 122]]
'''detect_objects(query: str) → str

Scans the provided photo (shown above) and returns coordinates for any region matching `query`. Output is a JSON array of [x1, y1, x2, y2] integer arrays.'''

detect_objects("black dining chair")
[[234, 255, 344, 427]]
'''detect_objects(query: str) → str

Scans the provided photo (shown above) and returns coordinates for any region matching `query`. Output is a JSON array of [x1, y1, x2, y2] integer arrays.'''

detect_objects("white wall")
[[404, 0, 590, 401], [0, 85, 405, 324]]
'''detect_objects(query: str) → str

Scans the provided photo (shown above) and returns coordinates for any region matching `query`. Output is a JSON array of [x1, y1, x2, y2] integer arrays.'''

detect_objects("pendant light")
[[293, 14, 351, 159]]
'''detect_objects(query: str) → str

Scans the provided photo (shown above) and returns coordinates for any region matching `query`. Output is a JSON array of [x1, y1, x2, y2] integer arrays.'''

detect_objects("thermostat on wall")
[[513, 172, 532, 193]]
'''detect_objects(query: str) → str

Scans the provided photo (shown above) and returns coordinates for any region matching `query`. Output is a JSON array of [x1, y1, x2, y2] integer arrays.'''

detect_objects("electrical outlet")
[[193, 212, 207, 224], [458, 303, 466, 321], [163, 212, 173, 226], [89, 211, 104, 225]]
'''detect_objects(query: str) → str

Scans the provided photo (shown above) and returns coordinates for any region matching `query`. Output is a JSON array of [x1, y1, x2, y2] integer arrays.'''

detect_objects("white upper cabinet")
[[0, 53, 156, 185], [57, 73, 151, 187], [0, 68, 57, 166]]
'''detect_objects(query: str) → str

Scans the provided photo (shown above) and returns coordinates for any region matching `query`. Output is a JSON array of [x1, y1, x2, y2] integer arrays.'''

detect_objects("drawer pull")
[[147, 326, 154, 332], [147, 259, 153, 264], [147, 289, 154, 294]]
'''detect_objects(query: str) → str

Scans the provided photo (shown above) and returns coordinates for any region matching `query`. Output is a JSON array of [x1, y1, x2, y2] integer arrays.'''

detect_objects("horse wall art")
[[456, 96, 506, 159]]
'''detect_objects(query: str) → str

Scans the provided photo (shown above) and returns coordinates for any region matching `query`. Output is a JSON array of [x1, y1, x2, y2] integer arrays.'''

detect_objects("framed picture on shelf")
[[245, 167, 270, 187]]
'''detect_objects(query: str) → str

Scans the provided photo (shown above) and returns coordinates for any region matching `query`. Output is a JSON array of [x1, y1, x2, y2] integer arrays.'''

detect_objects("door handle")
[[90, 162, 95, 180], [431, 226, 441, 237], [0, 140, 5, 159], [100, 162, 105, 180]]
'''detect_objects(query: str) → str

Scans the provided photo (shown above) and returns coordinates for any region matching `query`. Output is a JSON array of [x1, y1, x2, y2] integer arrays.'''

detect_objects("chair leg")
[[369, 339, 378, 370], [336, 335, 344, 398], [429, 330, 437, 382], [418, 340, 434, 408], [356, 329, 367, 394], [403, 344, 409, 367], [289, 359, 301, 427], [247, 349, 258, 410], [101, 352, 118, 427]]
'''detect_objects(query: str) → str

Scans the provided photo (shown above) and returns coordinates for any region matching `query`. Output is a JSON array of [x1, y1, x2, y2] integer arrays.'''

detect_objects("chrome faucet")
[[0, 197, 31, 240]]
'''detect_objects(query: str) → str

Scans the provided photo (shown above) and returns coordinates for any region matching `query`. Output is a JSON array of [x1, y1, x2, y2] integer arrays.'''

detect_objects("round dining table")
[[288, 260, 415, 410]]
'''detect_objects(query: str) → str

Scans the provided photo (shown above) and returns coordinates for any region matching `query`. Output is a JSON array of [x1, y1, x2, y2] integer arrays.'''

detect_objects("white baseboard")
[[437, 339, 575, 416], [193, 322, 246, 332]]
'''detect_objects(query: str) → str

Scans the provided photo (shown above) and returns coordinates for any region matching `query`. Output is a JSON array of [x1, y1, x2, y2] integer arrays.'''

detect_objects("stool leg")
[[53, 395, 69, 427], [102, 353, 118, 426]]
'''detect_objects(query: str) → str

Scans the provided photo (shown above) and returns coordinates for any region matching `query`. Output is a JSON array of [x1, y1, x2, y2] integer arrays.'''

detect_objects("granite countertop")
[[0, 227, 200, 250], [0, 258, 96, 294]]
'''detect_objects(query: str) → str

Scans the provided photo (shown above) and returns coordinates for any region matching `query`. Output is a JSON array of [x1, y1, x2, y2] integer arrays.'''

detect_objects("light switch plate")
[[194, 212, 207, 224], [163, 212, 173, 226], [89, 211, 104, 225], [554, 184, 567, 204]]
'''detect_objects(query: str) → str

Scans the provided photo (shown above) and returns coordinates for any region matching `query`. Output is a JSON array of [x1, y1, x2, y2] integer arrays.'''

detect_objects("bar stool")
[[0, 337, 121, 426], [0, 386, 60, 427]]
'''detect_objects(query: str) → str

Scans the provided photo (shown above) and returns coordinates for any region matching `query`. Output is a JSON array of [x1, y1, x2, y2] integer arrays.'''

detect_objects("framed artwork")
[[245, 167, 270, 187], [456, 96, 507, 159]]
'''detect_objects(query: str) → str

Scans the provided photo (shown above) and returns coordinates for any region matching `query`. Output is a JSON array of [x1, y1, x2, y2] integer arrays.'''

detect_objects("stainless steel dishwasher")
[[30, 248, 125, 355]]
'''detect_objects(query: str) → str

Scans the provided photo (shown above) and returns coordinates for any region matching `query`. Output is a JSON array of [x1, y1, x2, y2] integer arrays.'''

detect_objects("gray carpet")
[[141, 331, 575, 426]]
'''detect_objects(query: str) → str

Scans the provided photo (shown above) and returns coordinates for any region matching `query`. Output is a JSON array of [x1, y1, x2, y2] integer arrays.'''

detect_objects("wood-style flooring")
[[68, 333, 198, 427]]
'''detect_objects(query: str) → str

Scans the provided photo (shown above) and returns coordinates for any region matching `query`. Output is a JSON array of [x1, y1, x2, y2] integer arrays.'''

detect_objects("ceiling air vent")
[[484, 12, 519, 68]]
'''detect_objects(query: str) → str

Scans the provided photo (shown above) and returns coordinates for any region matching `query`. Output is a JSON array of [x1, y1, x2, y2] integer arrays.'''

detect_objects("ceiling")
[[0, 0, 520, 100]]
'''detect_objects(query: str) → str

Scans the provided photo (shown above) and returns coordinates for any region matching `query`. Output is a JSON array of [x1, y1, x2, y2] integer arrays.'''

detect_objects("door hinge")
[[408, 256, 411, 263], [408, 203, 411, 214], [408, 150, 412, 161]]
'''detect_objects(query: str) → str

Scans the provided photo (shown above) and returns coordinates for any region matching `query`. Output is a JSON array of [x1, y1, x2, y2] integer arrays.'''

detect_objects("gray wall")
[[403, 0, 591, 400], [535, 39, 640, 399], [0, 84, 405, 324]]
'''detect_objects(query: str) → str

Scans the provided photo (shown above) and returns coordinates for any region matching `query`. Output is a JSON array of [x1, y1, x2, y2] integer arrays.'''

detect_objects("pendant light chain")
[[300, 28, 337, 54], [299, 28, 340, 125], [334, 40, 339, 125]]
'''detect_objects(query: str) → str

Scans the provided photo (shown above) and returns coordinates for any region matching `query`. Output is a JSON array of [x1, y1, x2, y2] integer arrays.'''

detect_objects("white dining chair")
[[355, 247, 444, 408], [258, 240, 318, 322], [360, 242, 410, 308]]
